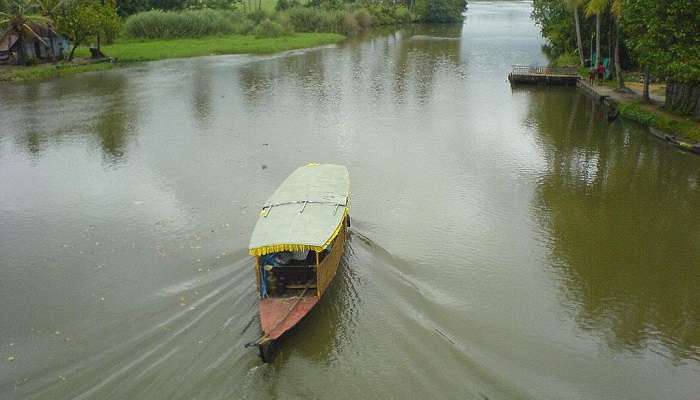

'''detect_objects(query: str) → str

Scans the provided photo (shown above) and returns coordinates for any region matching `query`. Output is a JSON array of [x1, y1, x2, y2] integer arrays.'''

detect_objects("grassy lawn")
[[0, 33, 343, 82], [74, 33, 344, 62]]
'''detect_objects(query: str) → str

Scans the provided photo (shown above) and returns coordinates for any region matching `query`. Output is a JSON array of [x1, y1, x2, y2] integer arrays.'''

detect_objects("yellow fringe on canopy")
[[249, 208, 348, 256]]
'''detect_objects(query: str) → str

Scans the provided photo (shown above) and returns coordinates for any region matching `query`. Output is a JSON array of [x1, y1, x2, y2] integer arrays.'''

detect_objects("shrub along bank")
[[121, 5, 414, 40]]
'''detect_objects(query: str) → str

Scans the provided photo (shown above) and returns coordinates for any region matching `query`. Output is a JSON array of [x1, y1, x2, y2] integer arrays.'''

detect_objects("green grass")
[[618, 102, 700, 143], [74, 33, 344, 62], [0, 63, 115, 82], [0, 32, 343, 82]]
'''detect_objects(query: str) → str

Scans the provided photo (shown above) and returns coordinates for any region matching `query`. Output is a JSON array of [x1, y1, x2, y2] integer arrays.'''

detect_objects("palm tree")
[[0, 0, 51, 64], [610, 0, 625, 90], [585, 0, 606, 69], [586, 0, 625, 90], [566, 0, 586, 67]]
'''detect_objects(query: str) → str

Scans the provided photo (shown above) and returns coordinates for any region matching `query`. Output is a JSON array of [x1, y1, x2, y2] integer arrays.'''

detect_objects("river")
[[1, 1, 699, 399]]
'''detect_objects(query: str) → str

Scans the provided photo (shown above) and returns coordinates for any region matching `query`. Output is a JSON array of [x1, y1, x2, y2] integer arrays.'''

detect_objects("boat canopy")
[[248, 164, 350, 256]]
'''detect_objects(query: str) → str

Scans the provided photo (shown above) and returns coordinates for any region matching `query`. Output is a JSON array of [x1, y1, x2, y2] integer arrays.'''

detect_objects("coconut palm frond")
[[24, 13, 49, 23], [610, 0, 623, 18], [48, 0, 68, 13], [567, 0, 586, 7], [585, 0, 608, 17], [21, 21, 48, 45]]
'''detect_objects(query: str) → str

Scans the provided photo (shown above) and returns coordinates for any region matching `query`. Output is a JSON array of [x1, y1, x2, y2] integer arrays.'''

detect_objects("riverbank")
[[578, 80, 700, 154], [0, 33, 344, 82]]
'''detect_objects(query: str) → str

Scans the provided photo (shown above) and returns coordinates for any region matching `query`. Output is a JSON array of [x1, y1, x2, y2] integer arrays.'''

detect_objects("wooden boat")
[[248, 163, 350, 362]]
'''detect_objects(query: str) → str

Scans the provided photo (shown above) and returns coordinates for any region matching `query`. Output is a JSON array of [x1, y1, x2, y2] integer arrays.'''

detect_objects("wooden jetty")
[[508, 65, 579, 86]]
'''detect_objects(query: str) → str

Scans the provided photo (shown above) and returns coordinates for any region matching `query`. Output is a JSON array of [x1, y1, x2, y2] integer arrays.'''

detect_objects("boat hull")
[[259, 296, 319, 340]]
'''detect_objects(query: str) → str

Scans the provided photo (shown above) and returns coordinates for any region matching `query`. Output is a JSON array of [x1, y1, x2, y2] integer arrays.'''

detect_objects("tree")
[[115, 0, 149, 16], [624, 0, 700, 116], [54, 0, 120, 60], [584, 0, 626, 90], [532, 0, 580, 60], [35, 0, 71, 61], [0, 0, 52, 64], [610, 0, 624, 90], [565, 0, 585, 66], [585, 0, 605, 68]]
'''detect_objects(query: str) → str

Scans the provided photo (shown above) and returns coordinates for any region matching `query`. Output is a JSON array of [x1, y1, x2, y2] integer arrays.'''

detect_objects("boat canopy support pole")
[[315, 251, 320, 297]]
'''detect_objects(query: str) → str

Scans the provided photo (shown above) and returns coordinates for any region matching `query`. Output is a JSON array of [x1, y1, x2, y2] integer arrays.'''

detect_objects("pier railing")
[[511, 65, 578, 76]]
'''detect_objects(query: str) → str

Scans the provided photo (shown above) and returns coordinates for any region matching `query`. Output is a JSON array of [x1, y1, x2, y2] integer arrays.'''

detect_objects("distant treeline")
[[116, 0, 467, 24]]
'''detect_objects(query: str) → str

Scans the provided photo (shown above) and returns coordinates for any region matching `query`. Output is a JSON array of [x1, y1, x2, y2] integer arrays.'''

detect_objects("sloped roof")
[[249, 164, 350, 256], [0, 31, 19, 52]]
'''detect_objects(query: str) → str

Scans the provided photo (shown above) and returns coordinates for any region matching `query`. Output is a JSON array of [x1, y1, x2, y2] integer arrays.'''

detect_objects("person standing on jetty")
[[597, 63, 605, 83]]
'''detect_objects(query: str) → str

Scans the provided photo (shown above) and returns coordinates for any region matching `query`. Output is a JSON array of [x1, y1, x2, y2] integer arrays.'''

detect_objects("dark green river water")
[[1, 1, 699, 399]]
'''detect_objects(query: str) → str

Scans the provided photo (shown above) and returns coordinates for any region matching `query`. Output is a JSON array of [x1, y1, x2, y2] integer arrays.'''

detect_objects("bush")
[[282, 6, 384, 34], [340, 13, 360, 35], [393, 6, 412, 24], [247, 9, 270, 24], [353, 8, 373, 29], [418, 0, 465, 23], [362, 4, 412, 26], [553, 51, 579, 67], [366, 4, 395, 25], [318, 10, 343, 32], [253, 18, 290, 38], [275, 0, 300, 12], [123, 9, 249, 38], [284, 7, 325, 32], [619, 103, 656, 126]]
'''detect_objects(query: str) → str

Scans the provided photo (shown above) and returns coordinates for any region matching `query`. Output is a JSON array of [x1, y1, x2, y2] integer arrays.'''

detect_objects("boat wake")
[[12, 226, 530, 400]]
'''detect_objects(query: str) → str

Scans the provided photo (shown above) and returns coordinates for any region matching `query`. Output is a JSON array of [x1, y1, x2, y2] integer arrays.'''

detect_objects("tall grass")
[[124, 9, 253, 39], [123, 4, 414, 41], [280, 6, 402, 34]]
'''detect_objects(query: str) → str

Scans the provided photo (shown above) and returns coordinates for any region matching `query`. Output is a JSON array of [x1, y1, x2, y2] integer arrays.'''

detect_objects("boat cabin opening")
[[255, 214, 347, 299], [257, 249, 331, 297]]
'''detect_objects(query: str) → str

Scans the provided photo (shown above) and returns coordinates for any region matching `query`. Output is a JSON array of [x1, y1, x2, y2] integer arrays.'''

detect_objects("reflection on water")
[[1, 2, 700, 400], [95, 75, 134, 163], [4, 73, 137, 165], [529, 88, 700, 362], [191, 64, 213, 127]]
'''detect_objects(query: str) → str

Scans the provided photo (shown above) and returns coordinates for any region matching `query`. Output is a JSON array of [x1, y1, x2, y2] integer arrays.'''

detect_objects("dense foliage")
[[532, 0, 598, 64], [113, 0, 465, 23], [417, 0, 466, 23], [122, 2, 419, 40], [54, 0, 121, 59], [0, 0, 121, 61], [532, 0, 578, 59], [533, 0, 700, 116], [623, 0, 700, 84]]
